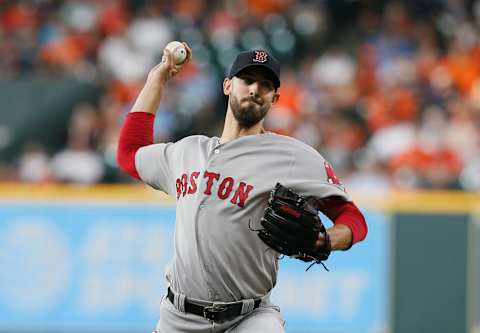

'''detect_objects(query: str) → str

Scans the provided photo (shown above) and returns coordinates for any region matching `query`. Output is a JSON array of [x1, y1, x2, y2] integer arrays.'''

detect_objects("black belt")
[[167, 287, 261, 321]]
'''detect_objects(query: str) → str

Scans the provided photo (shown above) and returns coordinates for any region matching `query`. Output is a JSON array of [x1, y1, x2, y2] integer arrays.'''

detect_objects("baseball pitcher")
[[117, 43, 368, 332]]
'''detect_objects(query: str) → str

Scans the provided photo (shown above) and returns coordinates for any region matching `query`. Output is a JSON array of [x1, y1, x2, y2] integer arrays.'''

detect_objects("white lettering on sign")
[[0, 218, 71, 313], [77, 221, 169, 314], [337, 274, 369, 318], [272, 271, 368, 318]]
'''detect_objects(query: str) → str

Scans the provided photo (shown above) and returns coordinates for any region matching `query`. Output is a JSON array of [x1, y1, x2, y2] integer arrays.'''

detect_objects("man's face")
[[225, 68, 279, 128]]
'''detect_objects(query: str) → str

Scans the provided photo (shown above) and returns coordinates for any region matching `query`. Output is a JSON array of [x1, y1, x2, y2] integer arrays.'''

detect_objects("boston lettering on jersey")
[[175, 170, 254, 208]]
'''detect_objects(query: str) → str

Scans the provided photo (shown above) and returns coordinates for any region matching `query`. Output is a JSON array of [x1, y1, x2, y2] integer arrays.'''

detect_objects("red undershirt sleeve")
[[319, 197, 368, 246], [117, 112, 155, 180]]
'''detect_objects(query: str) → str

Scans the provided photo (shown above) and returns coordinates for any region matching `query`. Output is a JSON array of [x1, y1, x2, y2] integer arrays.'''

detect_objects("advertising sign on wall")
[[0, 201, 388, 333]]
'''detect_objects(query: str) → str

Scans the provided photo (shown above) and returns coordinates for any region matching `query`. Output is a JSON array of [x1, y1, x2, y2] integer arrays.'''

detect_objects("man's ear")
[[223, 78, 232, 96], [272, 92, 280, 104]]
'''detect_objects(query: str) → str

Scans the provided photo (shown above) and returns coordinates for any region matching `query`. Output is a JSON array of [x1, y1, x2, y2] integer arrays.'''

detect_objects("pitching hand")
[[148, 42, 192, 84]]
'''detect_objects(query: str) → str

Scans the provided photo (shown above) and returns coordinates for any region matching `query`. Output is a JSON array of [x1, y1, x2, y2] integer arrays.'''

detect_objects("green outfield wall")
[[393, 213, 469, 333], [373, 192, 479, 333]]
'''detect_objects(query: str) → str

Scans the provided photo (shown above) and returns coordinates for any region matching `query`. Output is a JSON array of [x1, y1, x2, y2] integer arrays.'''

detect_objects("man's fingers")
[[163, 49, 173, 68], [172, 66, 182, 76], [315, 233, 326, 248], [182, 42, 193, 63]]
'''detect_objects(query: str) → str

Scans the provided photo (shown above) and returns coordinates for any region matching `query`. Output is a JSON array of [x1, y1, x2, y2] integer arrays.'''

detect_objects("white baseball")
[[164, 41, 187, 65]]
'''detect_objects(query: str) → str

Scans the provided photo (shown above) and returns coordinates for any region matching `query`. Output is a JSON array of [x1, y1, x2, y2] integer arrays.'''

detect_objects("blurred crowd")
[[1, 0, 480, 191]]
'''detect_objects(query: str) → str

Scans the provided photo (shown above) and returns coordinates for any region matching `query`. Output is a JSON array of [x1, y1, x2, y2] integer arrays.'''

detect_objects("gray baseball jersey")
[[135, 132, 349, 303]]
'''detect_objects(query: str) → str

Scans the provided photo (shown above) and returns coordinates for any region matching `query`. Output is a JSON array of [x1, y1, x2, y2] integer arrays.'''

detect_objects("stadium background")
[[0, 0, 479, 332]]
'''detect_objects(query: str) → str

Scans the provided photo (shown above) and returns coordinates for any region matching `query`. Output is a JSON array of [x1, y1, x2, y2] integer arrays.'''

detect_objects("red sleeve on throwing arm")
[[117, 112, 155, 180], [320, 198, 368, 246]]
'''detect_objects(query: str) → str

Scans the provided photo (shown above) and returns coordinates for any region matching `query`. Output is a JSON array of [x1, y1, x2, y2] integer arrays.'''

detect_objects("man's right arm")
[[116, 43, 192, 179]]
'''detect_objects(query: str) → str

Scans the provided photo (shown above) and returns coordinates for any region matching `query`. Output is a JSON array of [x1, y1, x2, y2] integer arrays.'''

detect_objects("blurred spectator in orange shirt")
[[246, 0, 293, 18], [1, 2, 38, 33], [97, 0, 129, 36], [389, 107, 463, 189], [266, 68, 304, 135], [441, 36, 480, 97]]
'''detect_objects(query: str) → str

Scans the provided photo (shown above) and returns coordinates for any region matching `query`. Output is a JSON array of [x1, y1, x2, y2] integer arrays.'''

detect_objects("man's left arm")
[[317, 198, 368, 251], [323, 224, 354, 251]]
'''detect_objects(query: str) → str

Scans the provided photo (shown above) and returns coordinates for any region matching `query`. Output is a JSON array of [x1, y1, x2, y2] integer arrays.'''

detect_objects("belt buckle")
[[203, 304, 228, 321]]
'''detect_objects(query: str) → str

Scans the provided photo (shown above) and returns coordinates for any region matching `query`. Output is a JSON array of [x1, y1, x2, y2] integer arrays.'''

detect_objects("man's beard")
[[230, 95, 269, 129]]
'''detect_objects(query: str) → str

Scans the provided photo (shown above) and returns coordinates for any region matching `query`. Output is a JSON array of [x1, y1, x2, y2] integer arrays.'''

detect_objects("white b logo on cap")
[[252, 51, 268, 63]]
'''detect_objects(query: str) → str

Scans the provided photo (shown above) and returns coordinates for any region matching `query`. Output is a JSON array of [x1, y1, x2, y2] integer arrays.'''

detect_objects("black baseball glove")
[[257, 183, 331, 270]]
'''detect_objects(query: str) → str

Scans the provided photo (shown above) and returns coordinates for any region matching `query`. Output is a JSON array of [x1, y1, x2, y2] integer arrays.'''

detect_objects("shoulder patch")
[[324, 161, 345, 191]]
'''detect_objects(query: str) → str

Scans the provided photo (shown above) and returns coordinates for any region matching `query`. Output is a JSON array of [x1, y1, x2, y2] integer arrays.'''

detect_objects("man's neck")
[[219, 109, 265, 144]]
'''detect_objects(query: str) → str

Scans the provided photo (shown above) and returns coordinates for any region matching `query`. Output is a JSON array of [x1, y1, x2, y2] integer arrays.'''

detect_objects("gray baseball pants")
[[154, 292, 285, 333]]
